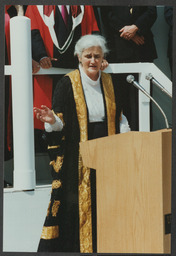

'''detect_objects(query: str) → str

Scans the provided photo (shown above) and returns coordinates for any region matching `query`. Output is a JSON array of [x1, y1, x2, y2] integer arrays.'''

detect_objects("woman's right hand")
[[33, 105, 56, 124]]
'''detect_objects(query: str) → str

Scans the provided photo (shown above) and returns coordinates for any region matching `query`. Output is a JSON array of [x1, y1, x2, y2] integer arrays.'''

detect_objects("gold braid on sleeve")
[[50, 155, 64, 173], [51, 110, 65, 127]]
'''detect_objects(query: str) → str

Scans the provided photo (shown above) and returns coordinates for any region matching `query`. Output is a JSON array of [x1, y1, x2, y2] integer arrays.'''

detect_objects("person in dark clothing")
[[34, 34, 130, 253], [5, 7, 12, 162], [99, 6, 158, 130], [100, 6, 157, 63]]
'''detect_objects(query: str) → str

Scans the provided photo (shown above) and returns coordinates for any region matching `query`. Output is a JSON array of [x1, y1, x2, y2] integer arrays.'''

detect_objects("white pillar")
[[10, 16, 36, 190]]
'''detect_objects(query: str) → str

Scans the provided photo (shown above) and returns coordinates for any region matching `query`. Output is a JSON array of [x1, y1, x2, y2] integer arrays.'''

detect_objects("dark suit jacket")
[[164, 6, 173, 60], [100, 6, 158, 62]]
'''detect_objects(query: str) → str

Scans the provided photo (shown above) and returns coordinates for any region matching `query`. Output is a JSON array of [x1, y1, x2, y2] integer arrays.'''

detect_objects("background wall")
[[153, 6, 171, 79], [151, 6, 172, 130]]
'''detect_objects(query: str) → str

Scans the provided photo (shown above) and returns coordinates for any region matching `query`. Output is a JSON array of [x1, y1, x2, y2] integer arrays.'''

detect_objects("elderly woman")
[[34, 34, 130, 253]]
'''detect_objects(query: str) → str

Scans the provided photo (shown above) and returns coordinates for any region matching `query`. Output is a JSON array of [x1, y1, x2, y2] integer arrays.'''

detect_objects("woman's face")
[[78, 46, 104, 81]]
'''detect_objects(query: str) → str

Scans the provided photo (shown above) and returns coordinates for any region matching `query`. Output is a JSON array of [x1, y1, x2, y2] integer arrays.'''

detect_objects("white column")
[[10, 16, 36, 190]]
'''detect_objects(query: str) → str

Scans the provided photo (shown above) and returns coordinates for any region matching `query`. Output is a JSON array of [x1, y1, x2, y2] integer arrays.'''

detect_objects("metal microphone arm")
[[145, 73, 172, 98], [126, 75, 169, 129]]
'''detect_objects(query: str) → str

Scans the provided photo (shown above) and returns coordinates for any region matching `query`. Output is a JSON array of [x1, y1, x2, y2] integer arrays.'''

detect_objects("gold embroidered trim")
[[101, 72, 116, 135], [56, 112, 65, 125], [67, 70, 88, 143], [48, 145, 60, 149], [78, 156, 92, 253], [52, 200, 61, 217], [46, 201, 51, 217], [51, 110, 65, 126], [50, 155, 64, 173], [41, 225, 59, 240], [52, 179, 62, 189], [67, 70, 93, 253]]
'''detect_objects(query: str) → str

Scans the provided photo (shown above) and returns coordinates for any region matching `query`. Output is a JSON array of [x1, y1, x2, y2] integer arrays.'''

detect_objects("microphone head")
[[126, 75, 134, 83], [145, 73, 153, 80]]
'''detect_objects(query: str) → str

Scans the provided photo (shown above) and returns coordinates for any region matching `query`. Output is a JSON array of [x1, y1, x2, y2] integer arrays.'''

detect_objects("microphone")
[[126, 75, 169, 129], [145, 73, 172, 98]]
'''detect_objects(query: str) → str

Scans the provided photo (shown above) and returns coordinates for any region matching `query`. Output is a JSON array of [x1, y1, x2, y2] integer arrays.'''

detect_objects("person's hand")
[[131, 34, 145, 45], [100, 59, 109, 71], [39, 57, 58, 69], [32, 59, 40, 73], [34, 105, 55, 124], [119, 24, 138, 40]]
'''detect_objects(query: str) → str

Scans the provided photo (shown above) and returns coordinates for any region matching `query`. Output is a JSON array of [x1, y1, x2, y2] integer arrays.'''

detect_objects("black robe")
[[38, 70, 122, 253]]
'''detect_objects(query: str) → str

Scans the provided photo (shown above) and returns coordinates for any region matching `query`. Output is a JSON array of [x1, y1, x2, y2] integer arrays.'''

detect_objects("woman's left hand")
[[100, 59, 109, 70], [131, 34, 145, 45]]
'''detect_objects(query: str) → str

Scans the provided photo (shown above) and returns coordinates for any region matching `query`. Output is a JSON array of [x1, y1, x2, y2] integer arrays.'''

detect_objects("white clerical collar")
[[79, 64, 101, 87]]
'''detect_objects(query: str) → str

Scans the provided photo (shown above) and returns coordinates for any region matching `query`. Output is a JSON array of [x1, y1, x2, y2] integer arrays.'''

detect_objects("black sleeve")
[[43, 76, 71, 157], [100, 6, 119, 33], [31, 29, 48, 61], [101, 6, 134, 33], [52, 76, 71, 113], [134, 7, 157, 34]]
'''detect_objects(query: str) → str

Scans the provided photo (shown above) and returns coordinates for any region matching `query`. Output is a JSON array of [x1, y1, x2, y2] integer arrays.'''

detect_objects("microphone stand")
[[145, 73, 172, 98], [126, 75, 170, 129]]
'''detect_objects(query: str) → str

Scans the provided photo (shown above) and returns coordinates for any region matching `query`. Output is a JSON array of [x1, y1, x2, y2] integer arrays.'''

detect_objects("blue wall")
[[152, 6, 172, 130]]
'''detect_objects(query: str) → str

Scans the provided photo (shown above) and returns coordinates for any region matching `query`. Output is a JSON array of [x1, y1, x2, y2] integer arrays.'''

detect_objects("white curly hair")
[[74, 34, 109, 57]]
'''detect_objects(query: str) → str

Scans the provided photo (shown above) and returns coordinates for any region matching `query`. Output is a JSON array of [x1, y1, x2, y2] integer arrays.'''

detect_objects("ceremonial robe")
[[38, 69, 122, 252]]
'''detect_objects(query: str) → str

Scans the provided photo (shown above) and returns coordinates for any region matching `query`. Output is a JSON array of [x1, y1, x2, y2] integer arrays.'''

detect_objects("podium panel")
[[80, 130, 171, 253]]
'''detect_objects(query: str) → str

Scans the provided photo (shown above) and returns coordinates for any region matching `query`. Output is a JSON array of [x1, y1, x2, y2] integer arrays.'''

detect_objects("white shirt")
[[79, 65, 105, 122], [45, 68, 131, 133]]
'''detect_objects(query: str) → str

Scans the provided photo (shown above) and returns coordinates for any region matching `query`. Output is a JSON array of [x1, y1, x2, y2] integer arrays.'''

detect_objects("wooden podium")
[[80, 129, 171, 254]]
